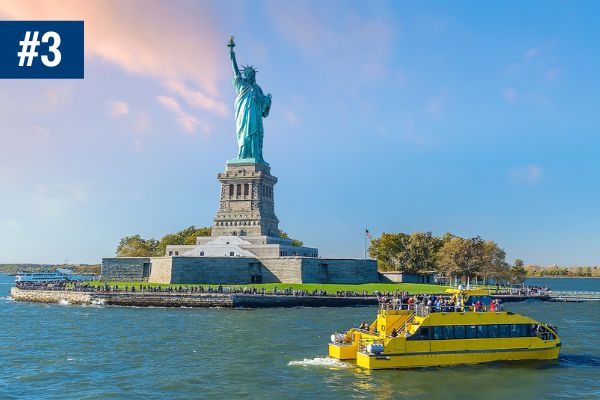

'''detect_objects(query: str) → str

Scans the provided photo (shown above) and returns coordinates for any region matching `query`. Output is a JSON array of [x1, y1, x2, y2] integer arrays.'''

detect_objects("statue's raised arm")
[[228, 36, 241, 78]]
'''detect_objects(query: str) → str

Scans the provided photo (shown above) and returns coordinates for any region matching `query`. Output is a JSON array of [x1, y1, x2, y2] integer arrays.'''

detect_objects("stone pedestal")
[[211, 162, 279, 237]]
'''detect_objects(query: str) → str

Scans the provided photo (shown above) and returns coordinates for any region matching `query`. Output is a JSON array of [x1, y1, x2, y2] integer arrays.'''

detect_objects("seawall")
[[9, 287, 377, 308], [10, 287, 93, 304], [10, 287, 547, 308]]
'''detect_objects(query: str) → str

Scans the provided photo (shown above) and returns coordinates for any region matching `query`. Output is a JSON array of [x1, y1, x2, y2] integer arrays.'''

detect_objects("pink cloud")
[[163, 80, 228, 116], [156, 95, 201, 134], [107, 100, 130, 118], [0, 0, 225, 98]]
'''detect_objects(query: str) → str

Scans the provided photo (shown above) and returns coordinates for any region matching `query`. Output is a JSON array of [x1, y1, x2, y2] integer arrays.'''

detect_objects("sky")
[[0, 0, 599, 265]]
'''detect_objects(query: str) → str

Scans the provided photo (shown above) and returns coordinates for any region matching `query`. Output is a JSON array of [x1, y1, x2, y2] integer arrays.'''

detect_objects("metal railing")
[[549, 291, 600, 296]]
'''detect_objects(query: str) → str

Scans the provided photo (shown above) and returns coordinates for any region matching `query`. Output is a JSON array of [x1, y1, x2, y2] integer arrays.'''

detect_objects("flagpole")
[[364, 228, 367, 259]]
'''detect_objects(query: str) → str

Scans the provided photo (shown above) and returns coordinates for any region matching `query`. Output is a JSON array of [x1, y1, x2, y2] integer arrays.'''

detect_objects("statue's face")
[[244, 69, 255, 82]]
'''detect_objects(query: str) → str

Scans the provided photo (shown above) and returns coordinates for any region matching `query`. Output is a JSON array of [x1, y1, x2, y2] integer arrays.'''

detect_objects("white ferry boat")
[[15, 268, 88, 284]]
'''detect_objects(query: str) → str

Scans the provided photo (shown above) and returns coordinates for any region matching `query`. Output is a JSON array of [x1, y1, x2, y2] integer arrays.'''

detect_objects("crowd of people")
[[15, 282, 373, 297], [493, 285, 550, 296], [376, 293, 503, 313]]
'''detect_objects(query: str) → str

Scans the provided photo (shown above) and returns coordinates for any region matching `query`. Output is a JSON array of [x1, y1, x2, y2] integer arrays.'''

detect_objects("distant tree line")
[[116, 226, 303, 257], [525, 264, 600, 277], [0, 264, 100, 274], [368, 232, 527, 284]]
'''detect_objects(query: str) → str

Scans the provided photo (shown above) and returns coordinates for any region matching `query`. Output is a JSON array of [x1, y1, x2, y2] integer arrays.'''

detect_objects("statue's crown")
[[241, 65, 258, 73]]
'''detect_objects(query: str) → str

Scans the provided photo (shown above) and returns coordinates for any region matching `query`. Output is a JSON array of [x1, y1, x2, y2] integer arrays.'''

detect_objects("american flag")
[[365, 228, 372, 240]]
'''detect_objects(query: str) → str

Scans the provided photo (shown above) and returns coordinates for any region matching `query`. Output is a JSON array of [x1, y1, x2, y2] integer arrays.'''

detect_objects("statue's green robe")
[[233, 75, 271, 162]]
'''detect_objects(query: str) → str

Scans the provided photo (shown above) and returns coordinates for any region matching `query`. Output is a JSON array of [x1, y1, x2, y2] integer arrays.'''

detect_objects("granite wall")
[[101, 258, 151, 281], [102, 256, 378, 285], [168, 257, 260, 284]]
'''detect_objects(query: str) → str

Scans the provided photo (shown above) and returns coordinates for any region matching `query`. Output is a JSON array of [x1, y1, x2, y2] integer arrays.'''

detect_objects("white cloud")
[[525, 47, 540, 59], [284, 110, 298, 124], [33, 125, 50, 137], [32, 182, 90, 217], [2, 217, 22, 232], [510, 165, 542, 184], [267, 2, 395, 82], [156, 95, 201, 134], [132, 138, 143, 152], [545, 67, 560, 81], [107, 100, 130, 118], [424, 96, 443, 115], [504, 87, 518, 102]]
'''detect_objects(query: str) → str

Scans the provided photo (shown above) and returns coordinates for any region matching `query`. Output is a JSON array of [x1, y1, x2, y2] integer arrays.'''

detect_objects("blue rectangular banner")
[[0, 21, 84, 79]]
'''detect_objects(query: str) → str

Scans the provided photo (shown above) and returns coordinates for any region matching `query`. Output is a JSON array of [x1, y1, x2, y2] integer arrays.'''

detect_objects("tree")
[[116, 235, 160, 257], [157, 226, 211, 255], [279, 230, 304, 247], [514, 259, 524, 268], [441, 232, 458, 244], [404, 232, 442, 273], [368, 231, 441, 273], [509, 260, 527, 284], [436, 236, 484, 279], [480, 240, 510, 284], [368, 232, 410, 272]]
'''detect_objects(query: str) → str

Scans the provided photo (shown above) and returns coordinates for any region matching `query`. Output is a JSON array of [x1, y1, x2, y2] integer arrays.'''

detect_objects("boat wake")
[[288, 357, 350, 368], [58, 299, 71, 305], [91, 298, 106, 306]]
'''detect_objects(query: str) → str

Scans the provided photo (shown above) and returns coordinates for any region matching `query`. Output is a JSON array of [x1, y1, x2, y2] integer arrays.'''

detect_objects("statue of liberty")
[[228, 36, 272, 164]]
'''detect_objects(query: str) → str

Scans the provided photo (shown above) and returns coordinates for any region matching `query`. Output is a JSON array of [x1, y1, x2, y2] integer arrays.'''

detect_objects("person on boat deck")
[[474, 300, 482, 312], [490, 299, 496, 312], [359, 321, 369, 330], [372, 325, 378, 334], [390, 328, 398, 338]]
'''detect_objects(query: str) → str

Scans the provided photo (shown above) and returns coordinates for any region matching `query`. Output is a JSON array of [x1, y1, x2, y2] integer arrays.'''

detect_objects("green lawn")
[[83, 281, 449, 294]]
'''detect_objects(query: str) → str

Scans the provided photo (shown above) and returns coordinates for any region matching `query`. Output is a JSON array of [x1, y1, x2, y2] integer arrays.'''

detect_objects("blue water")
[[1, 275, 599, 399]]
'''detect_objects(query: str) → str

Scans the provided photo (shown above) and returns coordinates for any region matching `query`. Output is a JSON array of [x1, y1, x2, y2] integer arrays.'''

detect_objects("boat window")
[[521, 324, 532, 337], [466, 325, 477, 339], [488, 325, 499, 338], [408, 326, 430, 340], [509, 324, 521, 337], [432, 326, 443, 340], [442, 326, 454, 340], [454, 325, 466, 339], [477, 325, 488, 339], [499, 325, 510, 338]]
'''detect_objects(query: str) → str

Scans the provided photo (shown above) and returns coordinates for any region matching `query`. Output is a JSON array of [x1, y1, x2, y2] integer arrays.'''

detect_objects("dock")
[[546, 291, 600, 302]]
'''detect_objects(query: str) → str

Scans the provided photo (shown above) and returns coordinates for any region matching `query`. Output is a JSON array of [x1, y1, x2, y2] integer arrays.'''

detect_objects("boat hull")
[[328, 343, 358, 360], [355, 344, 560, 369]]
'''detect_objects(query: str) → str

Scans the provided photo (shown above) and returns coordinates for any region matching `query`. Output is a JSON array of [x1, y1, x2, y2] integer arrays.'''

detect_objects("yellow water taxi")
[[329, 288, 560, 369]]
